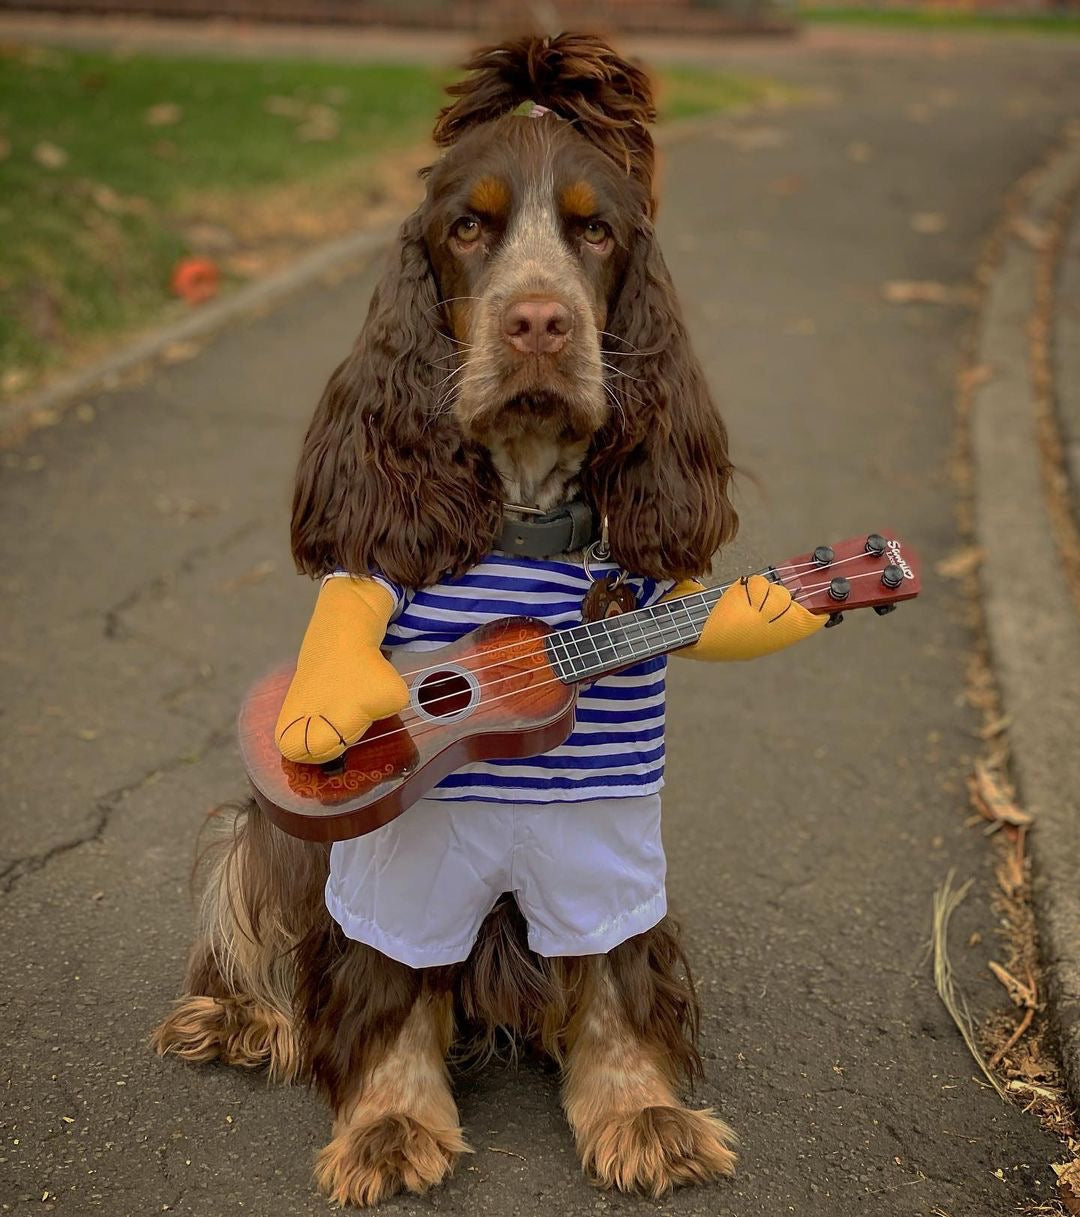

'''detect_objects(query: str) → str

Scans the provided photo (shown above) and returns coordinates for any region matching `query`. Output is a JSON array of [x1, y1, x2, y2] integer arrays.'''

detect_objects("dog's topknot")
[[433, 32, 657, 206]]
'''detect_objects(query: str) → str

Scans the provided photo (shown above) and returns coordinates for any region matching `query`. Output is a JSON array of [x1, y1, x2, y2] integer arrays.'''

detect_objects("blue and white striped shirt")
[[331, 555, 675, 803]]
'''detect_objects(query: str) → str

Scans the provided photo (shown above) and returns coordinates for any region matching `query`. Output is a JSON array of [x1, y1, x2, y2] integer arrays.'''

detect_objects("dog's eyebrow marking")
[[560, 181, 598, 218], [468, 176, 511, 217]]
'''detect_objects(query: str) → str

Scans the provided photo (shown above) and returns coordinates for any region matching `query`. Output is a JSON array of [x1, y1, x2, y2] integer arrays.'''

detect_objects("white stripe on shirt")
[[327, 554, 675, 803]]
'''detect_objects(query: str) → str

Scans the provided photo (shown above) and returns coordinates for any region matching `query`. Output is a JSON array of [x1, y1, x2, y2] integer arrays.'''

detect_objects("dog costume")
[[275, 550, 823, 967]]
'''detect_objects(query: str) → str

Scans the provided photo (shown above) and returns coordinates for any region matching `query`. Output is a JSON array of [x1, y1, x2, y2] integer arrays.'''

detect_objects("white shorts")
[[325, 793, 667, 968]]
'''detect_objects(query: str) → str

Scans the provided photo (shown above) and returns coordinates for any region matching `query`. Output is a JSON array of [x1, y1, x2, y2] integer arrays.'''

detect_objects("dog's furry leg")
[[561, 919, 736, 1196], [152, 800, 326, 1083], [303, 943, 468, 1207]]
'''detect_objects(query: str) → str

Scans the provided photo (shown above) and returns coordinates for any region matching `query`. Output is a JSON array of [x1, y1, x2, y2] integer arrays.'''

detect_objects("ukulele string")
[[365, 547, 885, 695], [308, 568, 895, 760], [327, 548, 883, 743]]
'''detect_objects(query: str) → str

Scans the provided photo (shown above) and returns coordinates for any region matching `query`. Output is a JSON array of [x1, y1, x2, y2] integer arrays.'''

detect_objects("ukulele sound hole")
[[413, 667, 478, 722]]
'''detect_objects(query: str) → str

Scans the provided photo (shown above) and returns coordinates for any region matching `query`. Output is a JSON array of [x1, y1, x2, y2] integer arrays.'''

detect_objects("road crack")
[[0, 724, 233, 897]]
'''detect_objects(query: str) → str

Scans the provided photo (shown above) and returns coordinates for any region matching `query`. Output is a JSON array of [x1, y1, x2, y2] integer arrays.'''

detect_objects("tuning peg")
[[813, 545, 835, 567], [828, 576, 851, 602], [865, 533, 886, 556], [874, 604, 897, 616], [881, 564, 903, 589], [825, 612, 844, 628]]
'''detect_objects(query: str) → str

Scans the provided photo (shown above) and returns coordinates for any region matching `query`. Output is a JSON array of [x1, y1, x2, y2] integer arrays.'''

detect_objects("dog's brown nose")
[[502, 299, 572, 355]]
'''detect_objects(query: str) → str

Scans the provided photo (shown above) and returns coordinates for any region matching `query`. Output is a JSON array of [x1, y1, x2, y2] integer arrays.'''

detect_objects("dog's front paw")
[[581, 1104, 736, 1197], [314, 1113, 469, 1207]]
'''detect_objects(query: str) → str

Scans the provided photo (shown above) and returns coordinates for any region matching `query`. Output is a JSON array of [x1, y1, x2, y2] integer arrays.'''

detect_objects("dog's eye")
[[582, 221, 610, 246], [452, 217, 482, 245]]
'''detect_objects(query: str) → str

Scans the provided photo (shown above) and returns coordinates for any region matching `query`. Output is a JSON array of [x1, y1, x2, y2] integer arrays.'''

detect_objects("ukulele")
[[240, 531, 921, 842]]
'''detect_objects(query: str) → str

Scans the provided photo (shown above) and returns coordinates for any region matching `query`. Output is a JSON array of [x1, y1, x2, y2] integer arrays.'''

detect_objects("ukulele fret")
[[555, 592, 715, 683]]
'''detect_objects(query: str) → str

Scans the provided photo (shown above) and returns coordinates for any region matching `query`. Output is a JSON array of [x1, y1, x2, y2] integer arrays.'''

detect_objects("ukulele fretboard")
[[544, 578, 764, 684]]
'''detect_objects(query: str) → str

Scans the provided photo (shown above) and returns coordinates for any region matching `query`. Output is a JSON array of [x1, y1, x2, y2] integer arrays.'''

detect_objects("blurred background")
[[1, 0, 1078, 405]]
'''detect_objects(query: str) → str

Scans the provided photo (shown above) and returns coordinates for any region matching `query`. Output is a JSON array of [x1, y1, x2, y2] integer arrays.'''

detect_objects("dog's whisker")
[[425, 296, 483, 315], [599, 331, 662, 356], [600, 360, 642, 383]]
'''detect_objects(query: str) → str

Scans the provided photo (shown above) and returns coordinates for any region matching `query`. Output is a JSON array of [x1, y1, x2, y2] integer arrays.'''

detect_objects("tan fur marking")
[[149, 804, 317, 1085], [562, 965, 736, 1196], [561, 180, 598, 218], [314, 994, 470, 1207], [468, 175, 510, 217]]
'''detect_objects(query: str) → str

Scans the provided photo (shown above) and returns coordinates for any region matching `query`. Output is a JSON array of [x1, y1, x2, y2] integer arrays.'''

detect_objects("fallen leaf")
[[223, 560, 277, 591], [988, 960, 1035, 1008], [959, 363, 993, 391], [768, 174, 803, 197], [75, 403, 96, 423], [911, 212, 947, 235], [91, 183, 124, 213], [145, 102, 182, 127], [846, 141, 872, 164], [264, 94, 307, 118], [2, 368, 30, 395], [1012, 216, 1051, 251], [76, 728, 99, 741], [976, 714, 1011, 740], [882, 280, 953, 305], [297, 105, 340, 143], [1055, 1159, 1080, 1215], [33, 141, 68, 169], [969, 759, 1032, 827], [935, 546, 982, 578], [161, 341, 200, 363]]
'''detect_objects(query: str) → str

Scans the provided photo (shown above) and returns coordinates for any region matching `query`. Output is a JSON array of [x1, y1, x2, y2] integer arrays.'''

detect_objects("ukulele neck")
[[545, 579, 737, 685], [544, 532, 922, 685]]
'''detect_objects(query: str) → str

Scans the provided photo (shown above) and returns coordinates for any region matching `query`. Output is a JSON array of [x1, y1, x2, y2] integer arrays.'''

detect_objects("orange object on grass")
[[171, 256, 219, 304]]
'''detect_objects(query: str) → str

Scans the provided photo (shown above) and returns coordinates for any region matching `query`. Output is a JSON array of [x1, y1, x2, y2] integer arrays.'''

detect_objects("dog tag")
[[581, 574, 638, 623]]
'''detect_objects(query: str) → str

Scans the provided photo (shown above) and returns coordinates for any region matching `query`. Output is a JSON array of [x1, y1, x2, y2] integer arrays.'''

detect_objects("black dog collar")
[[497, 501, 596, 559]]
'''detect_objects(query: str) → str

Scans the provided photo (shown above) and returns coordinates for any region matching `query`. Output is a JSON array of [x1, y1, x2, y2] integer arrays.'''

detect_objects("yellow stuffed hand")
[[275, 577, 410, 763], [668, 573, 826, 662]]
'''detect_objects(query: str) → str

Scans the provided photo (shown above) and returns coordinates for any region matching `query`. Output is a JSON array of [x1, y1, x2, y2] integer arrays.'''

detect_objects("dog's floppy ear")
[[290, 210, 502, 588], [433, 33, 658, 209], [582, 223, 738, 582]]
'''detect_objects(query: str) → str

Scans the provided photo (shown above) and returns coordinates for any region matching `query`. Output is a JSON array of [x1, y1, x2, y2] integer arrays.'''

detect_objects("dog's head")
[[291, 33, 737, 587]]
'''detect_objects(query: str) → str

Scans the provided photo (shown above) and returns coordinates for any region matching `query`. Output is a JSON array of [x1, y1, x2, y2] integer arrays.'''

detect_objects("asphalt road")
[[3, 31, 1080, 1217]]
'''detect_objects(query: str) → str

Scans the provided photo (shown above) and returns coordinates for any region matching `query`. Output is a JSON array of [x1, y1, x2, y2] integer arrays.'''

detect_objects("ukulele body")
[[239, 617, 576, 843]]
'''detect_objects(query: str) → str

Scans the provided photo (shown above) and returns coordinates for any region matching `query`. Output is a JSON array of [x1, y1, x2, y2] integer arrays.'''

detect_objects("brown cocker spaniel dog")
[[154, 32, 739, 1206]]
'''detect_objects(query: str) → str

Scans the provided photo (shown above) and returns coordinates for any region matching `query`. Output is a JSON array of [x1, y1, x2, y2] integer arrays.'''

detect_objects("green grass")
[[656, 67, 776, 122], [0, 47, 768, 398], [799, 6, 1080, 36]]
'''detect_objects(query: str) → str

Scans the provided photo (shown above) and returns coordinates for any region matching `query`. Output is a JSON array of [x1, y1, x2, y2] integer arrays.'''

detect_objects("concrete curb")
[[971, 136, 1080, 1107], [1057, 191, 1080, 531], [0, 222, 396, 446]]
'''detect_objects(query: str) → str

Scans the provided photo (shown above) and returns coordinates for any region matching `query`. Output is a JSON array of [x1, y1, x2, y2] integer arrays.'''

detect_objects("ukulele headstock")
[[772, 531, 921, 622]]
